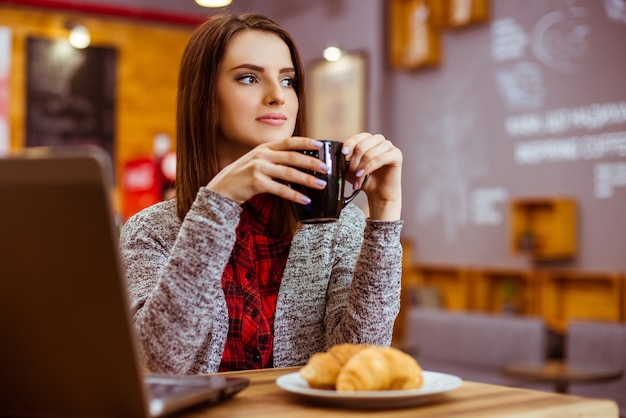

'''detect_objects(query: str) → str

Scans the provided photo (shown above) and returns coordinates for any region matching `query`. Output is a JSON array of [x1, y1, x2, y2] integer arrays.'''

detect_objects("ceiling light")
[[323, 46, 343, 62], [195, 0, 233, 7], [67, 24, 90, 49]]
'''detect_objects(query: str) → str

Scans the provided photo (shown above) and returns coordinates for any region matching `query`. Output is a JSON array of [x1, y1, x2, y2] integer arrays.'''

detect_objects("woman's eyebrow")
[[231, 64, 295, 74], [231, 63, 263, 72]]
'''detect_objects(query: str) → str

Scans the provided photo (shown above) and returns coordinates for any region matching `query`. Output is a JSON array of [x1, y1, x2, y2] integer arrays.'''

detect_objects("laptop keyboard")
[[144, 374, 249, 416], [146, 374, 225, 400], [148, 379, 200, 399]]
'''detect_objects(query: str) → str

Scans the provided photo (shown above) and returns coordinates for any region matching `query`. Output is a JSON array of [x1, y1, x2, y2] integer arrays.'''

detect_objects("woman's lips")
[[256, 113, 287, 126]]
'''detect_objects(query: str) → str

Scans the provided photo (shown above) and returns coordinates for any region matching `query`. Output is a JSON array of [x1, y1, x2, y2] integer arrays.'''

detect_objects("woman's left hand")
[[341, 132, 402, 221]]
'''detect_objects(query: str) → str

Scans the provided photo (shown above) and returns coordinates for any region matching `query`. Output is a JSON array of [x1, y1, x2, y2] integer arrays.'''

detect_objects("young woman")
[[120, 13, 404, 374]]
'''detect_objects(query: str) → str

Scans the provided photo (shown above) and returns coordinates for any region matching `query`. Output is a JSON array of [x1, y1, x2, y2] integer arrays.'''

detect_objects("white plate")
[[276, 371, 462, 409]]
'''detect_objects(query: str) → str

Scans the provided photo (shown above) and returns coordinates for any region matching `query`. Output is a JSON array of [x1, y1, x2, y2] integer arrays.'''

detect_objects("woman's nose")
[[265, 82, 286, 106]]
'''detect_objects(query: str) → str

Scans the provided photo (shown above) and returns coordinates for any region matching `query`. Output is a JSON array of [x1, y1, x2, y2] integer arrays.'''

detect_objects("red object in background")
[[122, 157, 161, 221]]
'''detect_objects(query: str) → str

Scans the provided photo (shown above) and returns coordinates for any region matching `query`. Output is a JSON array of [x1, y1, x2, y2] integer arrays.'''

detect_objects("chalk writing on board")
[[403, 0, 626, 270], [490, 18, 545, 112], [471, 188, 509, 226], [490, 2, 626, 205], [414, 96, 489, 242], [495, 62, 545, 111], [531, 6, 590, 75], [506, 101, 626, 165], [594, 162, 626, 199], [490, 18, 529, 62], [514, 131, 626, 165], [506, 101, 626, 137], [604, 0, 626, 24]]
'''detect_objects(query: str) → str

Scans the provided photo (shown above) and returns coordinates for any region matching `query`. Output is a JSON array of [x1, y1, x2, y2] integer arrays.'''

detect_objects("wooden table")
[[177, 367, 618, 417], [502, 360, 624, 394]]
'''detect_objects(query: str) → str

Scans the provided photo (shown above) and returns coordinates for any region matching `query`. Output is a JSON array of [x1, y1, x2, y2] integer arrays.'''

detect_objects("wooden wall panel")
[[538, 270, 624, 333], [472, 268, 538, 316], [413, 264, 472, 310], [403, 262, 624, 335], [0, 4, 194, 212]]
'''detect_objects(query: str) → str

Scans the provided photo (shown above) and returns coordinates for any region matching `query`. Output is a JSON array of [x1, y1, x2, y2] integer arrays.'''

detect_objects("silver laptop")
[[0, 147, 248, 417]]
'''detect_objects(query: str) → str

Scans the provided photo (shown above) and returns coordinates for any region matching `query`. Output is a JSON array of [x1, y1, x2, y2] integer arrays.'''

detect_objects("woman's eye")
[[238, 75, 257, 85], [280, 77, 295, 88]]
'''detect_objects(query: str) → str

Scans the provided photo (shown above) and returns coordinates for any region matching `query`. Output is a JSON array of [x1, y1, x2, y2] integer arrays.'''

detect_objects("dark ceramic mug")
[[289, 140, 367, 224]]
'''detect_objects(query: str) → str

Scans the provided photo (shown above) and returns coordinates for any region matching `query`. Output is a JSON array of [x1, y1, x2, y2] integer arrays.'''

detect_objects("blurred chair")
[[406, 284, 443, 309], [405, 308, 552, 390], [567, 320, 626, 418]]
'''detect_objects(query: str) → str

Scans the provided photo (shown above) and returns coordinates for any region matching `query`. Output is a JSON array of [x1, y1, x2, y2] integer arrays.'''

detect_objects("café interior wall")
[[384, 0, 626, 272], [0, 4, 193, 213], [245, 0, 626, 272]]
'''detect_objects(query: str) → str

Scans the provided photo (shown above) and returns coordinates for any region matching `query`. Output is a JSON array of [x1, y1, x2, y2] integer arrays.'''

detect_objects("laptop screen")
[[0, 147, 248, 417]]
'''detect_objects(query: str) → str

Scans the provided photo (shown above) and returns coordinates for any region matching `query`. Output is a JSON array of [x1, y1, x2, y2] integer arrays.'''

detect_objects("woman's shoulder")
[[127, 198, 177, 222], [121, 199, 180, 238]]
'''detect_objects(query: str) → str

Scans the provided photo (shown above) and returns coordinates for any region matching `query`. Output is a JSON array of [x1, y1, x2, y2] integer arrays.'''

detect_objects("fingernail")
[[315, 179, 327, 188], [312, 140, 323, 148], [355, 169, 365, 178], [301, 195, 311, 204], [353, 181, 360, 190], [320, 163, 330, 172], [342, 146, 350, 154]]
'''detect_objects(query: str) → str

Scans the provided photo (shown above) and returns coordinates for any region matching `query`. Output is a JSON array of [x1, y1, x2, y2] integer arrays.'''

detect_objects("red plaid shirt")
[[218, 194, 292, 371]]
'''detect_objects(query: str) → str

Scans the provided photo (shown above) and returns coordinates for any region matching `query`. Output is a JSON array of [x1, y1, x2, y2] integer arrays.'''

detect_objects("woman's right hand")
[[207, 137, 328, 205]]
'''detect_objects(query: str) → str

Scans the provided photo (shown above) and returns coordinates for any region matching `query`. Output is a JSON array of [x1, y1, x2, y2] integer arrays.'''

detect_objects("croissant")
[[336, 346, 424, 392], [299, 343, 369, 389]]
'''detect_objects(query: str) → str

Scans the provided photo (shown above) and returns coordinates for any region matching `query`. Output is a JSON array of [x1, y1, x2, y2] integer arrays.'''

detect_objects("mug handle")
[[342, 174, 369, 207]]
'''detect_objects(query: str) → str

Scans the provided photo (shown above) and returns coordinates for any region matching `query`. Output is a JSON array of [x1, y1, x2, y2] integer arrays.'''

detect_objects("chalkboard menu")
[[26, 37, 116, 169], [391, 0, 626, 270]]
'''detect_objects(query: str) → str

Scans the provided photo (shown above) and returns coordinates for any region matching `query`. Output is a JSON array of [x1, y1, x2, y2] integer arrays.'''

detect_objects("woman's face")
[[216, 30, 299, 164]]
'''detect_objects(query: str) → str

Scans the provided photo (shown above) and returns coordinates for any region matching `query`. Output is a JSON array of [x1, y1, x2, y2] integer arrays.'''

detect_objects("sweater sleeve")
[[119, 187, 242, 374], [325, 212, 404, 347]]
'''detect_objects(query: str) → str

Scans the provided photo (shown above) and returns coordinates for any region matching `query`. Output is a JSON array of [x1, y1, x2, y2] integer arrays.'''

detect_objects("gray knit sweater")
[[119, 187, 403, 374]]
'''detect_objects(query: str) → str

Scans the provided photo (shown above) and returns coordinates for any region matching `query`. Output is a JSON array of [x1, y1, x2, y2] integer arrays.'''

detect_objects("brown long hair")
[[175, 13, 307, 232]]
